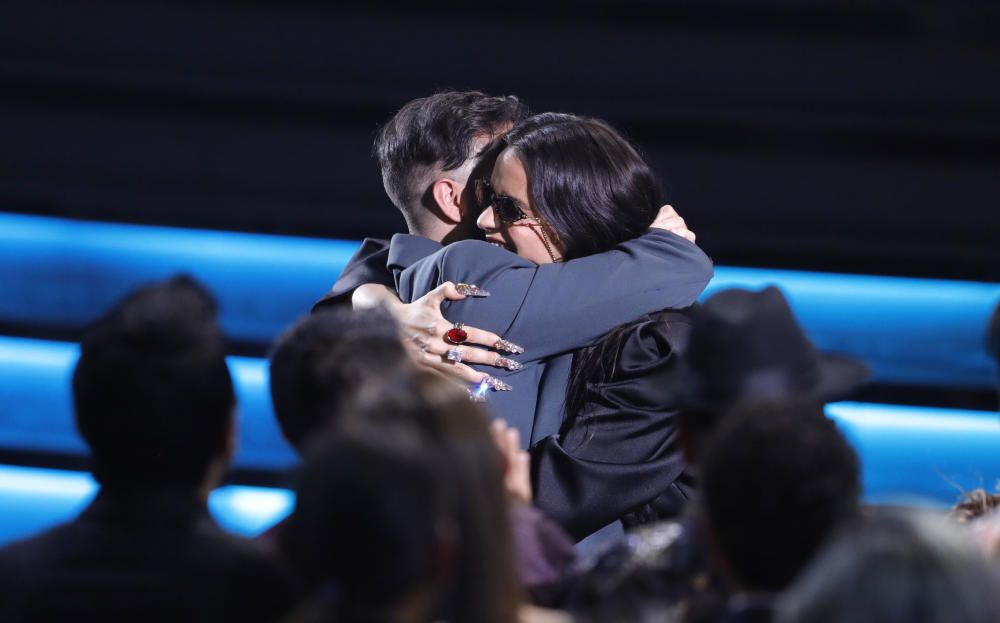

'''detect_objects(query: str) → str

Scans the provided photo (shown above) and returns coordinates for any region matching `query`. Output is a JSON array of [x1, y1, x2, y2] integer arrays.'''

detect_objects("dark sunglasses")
[[474, 179, 538, 224]]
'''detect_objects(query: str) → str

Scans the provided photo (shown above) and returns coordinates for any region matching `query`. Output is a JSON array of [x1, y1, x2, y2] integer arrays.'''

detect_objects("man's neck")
[[406, 217, 446, 243], [410, 221, 477, 245]]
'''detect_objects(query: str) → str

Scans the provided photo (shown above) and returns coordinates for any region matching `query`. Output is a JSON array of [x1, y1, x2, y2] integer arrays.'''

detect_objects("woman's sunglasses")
[[474, 179, 540, 224]]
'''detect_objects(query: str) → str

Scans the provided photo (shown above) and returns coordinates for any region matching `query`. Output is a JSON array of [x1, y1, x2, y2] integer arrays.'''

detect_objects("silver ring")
[[446, 346, 463, 363]]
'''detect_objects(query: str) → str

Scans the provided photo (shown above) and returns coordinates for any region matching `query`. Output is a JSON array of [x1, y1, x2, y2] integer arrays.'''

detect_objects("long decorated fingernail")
[[493, 338, 524, 355], [483, 375, 512, 392], [467, 386, 487, 402], [495, 356, 522, 371], [456, 283, 490, 297]]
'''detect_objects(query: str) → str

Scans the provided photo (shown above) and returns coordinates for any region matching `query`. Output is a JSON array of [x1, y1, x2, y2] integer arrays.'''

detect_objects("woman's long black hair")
[[488, 112, 665, 261], [485, 113, 674, 420]]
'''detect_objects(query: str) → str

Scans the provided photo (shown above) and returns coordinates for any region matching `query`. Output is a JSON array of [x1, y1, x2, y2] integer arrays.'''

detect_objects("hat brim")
[[679, 352, 870, 412], [814, 353, 870, 402]]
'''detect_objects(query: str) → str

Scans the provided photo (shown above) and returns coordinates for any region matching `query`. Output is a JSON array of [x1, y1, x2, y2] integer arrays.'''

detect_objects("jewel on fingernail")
[[495, 356, 522, 371], [456, 283, 490, 297], [493, 338, 524, 355], [483, 375, 512, 392]]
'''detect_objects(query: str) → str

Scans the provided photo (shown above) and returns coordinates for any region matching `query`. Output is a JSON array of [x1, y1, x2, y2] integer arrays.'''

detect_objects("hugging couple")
[[315, 91, 713, 542]]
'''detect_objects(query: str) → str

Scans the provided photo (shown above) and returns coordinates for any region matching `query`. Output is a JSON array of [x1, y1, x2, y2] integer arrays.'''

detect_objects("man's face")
[[460, 130, 510, 198], [452, 130, 512, 236]]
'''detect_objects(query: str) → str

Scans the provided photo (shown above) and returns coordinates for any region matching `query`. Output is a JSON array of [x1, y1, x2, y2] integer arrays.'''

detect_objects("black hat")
[[680, 286, 869, 410]]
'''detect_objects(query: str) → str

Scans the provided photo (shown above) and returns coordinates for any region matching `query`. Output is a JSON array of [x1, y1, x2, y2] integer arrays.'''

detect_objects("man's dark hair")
[[492, 112, 664, 261], [700, 400, 861, 592], [374, 90, 529, 218], [72, 275, 234, 489], [269, 307, 411, 452]]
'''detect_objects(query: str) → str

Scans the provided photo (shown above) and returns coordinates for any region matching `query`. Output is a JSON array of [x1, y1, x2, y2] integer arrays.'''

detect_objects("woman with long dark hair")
[[390, 113, 707, 540]]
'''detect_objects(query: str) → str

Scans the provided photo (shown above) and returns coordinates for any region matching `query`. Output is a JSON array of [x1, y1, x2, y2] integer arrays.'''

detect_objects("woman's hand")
[[491, 419, 533, 505], [356, 281, 524, 384], [650, 204, 696, 243]]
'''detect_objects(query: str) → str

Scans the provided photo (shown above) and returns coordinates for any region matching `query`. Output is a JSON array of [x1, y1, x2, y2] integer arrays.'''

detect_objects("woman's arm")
[[393, 208, 712, 362]]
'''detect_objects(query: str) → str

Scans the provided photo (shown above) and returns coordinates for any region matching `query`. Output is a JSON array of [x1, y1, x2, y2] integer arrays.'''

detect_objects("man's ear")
[[430, 178, 463, 224]]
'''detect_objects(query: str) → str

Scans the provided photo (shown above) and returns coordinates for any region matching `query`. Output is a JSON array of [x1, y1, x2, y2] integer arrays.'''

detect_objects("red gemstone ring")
[[445, 322, 468, 344]]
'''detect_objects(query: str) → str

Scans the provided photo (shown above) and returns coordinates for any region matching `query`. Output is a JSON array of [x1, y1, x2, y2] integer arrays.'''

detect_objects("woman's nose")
[[477, 206, 497, 232]]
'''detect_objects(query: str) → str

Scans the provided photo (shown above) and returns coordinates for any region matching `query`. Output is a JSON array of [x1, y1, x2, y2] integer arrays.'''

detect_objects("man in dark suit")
[[0, 276, 295, 623], [313, 90, 530, 311]]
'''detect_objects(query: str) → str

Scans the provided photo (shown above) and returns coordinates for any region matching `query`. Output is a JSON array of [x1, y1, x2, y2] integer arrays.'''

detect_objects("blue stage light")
[[0, 465, 294, 546], [828, 402, 1000, 507], [2, 335, 998, 517], [3, 401, 1000, 546], [2, 212, 997, 388], [709, 268, 1000, 388], [0, 211, 356, 345], [0, 336, 297, 470]]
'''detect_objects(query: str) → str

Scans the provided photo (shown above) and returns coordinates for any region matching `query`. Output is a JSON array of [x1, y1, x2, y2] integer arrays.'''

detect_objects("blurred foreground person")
[[558, 287, 867, 621], [700, 402, 861, 623], [280, 373, 524, 623], [269, 310, 575, 599], [269, 306, 413, 455], [262, 306, 415, 545], [281, 431, 456, 623], [776, 511, 1000, 623], [0, 276, 294, 623], [950, 493, 1000, 561], [949, 488, 1000, 525]]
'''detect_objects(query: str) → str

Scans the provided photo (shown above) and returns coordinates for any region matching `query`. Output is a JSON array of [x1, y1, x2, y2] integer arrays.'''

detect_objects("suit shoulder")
[[438, 240, 531, 267]]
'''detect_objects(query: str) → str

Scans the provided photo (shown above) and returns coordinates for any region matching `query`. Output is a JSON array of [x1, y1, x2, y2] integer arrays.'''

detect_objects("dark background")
[[2, 0, 998, 281]]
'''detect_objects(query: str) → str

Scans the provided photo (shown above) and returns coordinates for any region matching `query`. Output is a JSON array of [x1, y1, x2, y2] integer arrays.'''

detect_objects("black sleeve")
[[531, 313, 696, 542], [311, 238, 394, 313]]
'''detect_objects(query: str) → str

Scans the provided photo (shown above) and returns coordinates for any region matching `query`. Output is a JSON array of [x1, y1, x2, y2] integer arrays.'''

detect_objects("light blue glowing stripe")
[[826, 402, 1000, 508], [2, 402, 999, 546], [0, 336, 297, 470], [0, 211, 358, 345], [707, 268, 1000, 388], [3, 335, 999, 509], [2, 211, 998, 387], [0, 464, 294, 546]]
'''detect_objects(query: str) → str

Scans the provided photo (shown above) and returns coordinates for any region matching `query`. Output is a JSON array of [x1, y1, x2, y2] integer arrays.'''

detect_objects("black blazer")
[[312, 237, 392, 311], [0, 488, 296, 623], [532, 311, 697, 540]]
